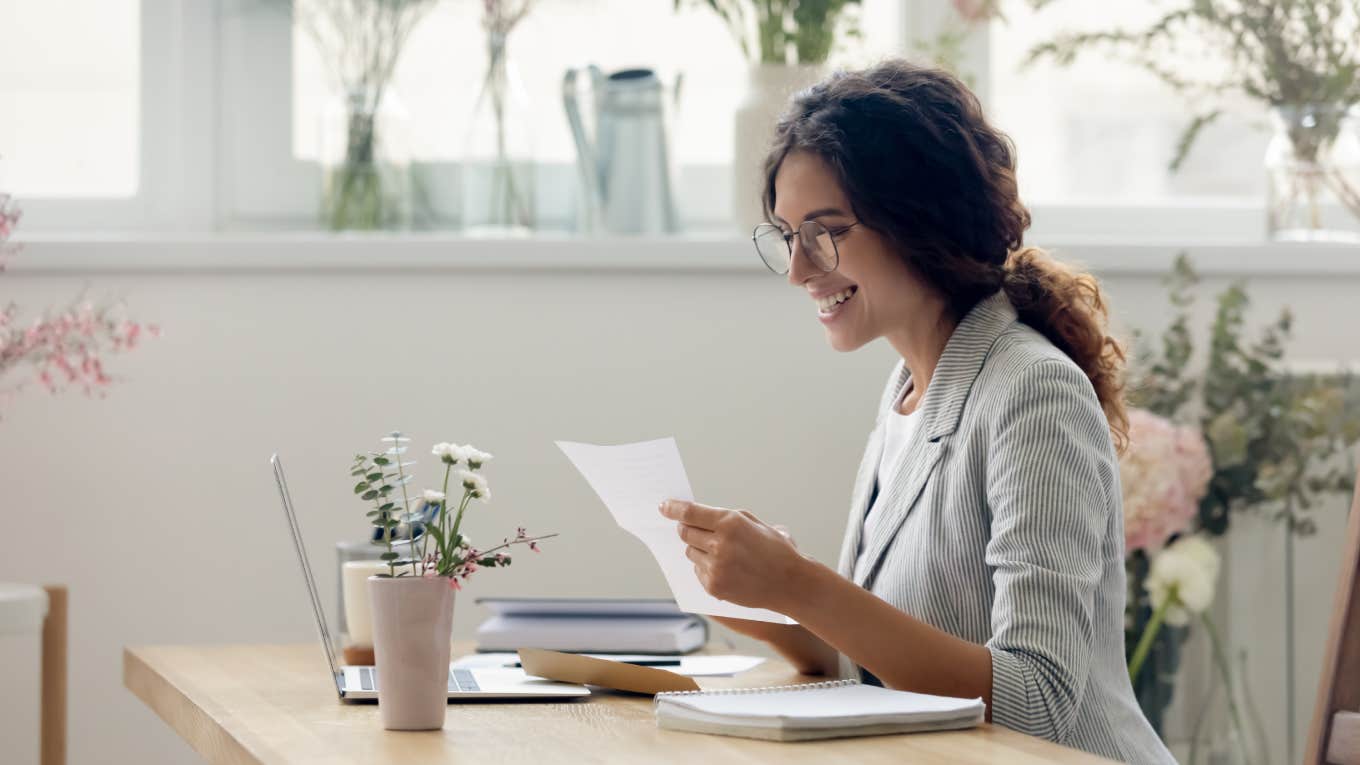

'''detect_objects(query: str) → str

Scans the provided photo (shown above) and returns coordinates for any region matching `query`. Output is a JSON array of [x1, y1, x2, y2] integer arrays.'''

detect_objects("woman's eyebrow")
[[772, 207, 850, 225]]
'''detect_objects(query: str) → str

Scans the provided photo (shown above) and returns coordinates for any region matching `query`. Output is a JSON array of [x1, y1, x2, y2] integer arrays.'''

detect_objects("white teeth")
[[817, 288, 856, 311]]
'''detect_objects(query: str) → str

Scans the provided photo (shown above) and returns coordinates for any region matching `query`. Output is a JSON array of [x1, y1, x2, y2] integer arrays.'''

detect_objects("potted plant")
[[674, 0, 862, 233], [350, 432, 554, 730]]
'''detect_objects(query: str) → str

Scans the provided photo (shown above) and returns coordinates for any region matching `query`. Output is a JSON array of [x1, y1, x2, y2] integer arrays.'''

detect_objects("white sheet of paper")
[[556, 438, 796, 624]]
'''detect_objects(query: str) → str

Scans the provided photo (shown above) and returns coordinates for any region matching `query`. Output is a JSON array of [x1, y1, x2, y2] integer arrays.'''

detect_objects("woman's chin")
[[825, 327, 869, 353]]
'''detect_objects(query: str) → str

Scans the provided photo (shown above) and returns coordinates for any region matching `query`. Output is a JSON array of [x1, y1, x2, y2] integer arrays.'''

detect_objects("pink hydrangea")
[[1119, 409, 1213, 554]]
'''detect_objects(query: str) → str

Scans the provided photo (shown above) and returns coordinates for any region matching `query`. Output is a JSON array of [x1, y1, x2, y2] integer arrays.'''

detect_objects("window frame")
[[12, 0, 217, 232], [15, 0, 1279, 243]]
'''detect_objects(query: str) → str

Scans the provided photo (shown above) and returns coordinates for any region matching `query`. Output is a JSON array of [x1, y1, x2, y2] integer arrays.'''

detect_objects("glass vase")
[[460, 30, 535, 236], [1126, 550, 1188, 736], [319, 87, 413, 231], [1188, 644, 1270, 765], [1265, 103, 1360, 242]]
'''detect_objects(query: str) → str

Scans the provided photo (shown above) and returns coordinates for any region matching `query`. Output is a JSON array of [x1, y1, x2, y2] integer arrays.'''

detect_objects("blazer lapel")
[[835, 359, 911, 579], [836, 418, 886, 578], [850, 291, 1018, 589]]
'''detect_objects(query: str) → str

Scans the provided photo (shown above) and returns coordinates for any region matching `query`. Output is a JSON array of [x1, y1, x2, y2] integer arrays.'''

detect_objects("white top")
[[855, 389, 922, 573]]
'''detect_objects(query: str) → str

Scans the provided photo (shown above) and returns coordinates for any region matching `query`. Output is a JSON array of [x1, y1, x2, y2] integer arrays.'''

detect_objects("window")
[[988, 2, 1270, 207], [274, 0, 905, 231], [0, 0, 140, 197]]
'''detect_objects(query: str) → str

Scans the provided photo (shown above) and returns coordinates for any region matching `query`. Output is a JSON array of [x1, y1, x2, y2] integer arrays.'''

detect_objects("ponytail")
[[1003, 248, 1128, 452]]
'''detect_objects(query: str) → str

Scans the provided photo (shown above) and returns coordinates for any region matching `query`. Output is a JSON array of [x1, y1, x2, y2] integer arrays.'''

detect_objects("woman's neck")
[[885, 305, 955, 415]]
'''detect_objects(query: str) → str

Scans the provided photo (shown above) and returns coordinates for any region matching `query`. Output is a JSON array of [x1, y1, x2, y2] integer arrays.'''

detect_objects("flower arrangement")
[[349, 432, 553, 584], [0, 192, 157, 412], [292, 0, 437, 229], [1131, 253, 1360, 537], [673, 0, 862, 65], [1120, 408, 1213, 554], [463, 0, 536, 232], [1120, 252, 1360, 735]]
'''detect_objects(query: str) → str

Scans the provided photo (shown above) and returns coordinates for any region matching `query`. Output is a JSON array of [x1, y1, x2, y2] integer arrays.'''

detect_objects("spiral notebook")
[[653, 679, 986, 742]]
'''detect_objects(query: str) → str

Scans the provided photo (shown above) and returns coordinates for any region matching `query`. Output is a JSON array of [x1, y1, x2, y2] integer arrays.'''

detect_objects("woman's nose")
[[786, 236, 814, 287]]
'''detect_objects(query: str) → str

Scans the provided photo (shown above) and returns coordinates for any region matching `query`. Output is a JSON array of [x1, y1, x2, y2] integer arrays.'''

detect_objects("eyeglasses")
[[751, 219, 860, 275]]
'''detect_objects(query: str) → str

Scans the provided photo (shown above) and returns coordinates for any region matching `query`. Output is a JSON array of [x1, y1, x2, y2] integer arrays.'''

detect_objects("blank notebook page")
[[660, 682, 984, 729]]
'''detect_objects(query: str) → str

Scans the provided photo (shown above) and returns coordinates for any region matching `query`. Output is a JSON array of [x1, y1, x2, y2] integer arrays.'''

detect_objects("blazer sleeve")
[[982, 359, 1116, 742]]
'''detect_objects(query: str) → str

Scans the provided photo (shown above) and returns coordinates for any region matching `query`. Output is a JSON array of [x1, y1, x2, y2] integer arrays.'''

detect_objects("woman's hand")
[[659, 499, 807, 613]]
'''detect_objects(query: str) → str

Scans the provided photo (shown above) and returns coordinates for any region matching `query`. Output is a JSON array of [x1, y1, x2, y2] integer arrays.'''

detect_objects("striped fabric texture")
[[834, 291, 1175, 764]]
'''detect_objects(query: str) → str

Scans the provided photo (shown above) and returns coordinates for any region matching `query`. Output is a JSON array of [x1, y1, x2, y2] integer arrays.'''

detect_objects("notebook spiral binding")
[[653, 678, 860, 705]]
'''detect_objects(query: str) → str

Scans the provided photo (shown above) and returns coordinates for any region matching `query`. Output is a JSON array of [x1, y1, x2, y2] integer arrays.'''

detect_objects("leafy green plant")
[[674, 0, 861, 65], [1129, 253, 1360, 536], [1025, 0, 1360, 171], [350, 432, 555, 580]]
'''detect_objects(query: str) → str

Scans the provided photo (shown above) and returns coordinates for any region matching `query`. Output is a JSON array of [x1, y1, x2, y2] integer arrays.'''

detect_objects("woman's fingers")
[[678, 523, 718, 552], [659, 499, 729, 530], [684, 544, 709, 564]]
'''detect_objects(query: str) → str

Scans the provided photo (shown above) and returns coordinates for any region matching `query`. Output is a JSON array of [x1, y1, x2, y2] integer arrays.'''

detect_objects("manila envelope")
[[517, 648, 701, 695]]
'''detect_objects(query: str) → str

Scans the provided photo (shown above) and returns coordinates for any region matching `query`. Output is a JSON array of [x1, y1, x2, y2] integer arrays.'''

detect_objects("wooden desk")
[[124, 644, 1115, 764]]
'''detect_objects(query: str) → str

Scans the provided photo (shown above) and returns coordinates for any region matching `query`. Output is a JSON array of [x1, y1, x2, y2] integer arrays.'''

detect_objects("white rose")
[[1145, 534, 1220, 627]]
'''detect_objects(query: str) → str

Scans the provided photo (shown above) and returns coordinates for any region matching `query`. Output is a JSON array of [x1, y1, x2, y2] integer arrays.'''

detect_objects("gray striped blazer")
[[834, 291, 1174, 764]]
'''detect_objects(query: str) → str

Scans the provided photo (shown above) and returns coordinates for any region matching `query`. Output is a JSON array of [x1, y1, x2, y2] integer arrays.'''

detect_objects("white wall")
[[0, 239, 1355, 764]]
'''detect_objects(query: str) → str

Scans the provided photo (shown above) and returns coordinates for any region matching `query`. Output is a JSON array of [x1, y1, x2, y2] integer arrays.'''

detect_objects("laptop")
[[271, 453, 591, 701]]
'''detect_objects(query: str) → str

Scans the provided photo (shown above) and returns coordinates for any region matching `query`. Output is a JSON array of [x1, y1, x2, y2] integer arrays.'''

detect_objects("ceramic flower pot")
[[731, 63, 826, 235], [367, 575, 455, 730]]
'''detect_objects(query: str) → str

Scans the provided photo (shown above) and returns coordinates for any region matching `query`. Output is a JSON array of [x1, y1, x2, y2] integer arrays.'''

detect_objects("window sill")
[[8, 232, 1360, 277]]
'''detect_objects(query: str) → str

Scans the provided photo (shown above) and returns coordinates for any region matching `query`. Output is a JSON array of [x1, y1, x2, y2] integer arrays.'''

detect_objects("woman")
[[658, 61, 1174, 763]]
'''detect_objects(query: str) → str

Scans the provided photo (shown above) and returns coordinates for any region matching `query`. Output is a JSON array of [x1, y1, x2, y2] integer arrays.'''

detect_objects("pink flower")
[[1119, 409, 1213, 554], [951, 0, 998, 23]]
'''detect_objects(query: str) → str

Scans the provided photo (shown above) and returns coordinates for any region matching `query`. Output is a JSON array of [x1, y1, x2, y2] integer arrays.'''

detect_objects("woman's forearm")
[[711, 616, 839, 676], [774, 558, 994, 710]]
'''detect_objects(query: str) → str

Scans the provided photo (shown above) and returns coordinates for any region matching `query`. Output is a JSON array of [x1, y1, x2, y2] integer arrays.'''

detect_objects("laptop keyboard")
[[357, 667, 480, 693]]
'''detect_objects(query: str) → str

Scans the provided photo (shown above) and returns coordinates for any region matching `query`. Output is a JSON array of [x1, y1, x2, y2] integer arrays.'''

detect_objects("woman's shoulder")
[[972, 321, 1104, 418]]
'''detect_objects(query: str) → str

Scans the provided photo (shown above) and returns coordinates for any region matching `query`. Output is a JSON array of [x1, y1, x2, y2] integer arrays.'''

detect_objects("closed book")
[[654, 679, 985, 742], [474, 598, 707, 654]]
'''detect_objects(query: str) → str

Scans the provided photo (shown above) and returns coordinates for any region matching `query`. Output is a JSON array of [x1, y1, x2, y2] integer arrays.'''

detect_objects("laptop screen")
[[272, 453, 344, 696]]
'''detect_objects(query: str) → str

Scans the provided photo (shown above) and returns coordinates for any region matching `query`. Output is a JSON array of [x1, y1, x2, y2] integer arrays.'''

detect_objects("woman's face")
[[771, 150, 933, 353]]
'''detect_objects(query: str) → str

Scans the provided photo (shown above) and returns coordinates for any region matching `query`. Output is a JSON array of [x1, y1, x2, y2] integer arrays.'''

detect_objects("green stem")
[[1200, 612, 1251, 761], [431, 463, 452, 570], [369, 474, 395, 578], [392, 440, 416, 577], [1128, 584, 1175, 682], [450, 491, 473, 542]]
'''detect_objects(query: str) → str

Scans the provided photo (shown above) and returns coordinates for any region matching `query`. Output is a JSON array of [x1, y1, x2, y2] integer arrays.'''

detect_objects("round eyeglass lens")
[[753, 224, 791, 274], [800, 220, 838, 272]]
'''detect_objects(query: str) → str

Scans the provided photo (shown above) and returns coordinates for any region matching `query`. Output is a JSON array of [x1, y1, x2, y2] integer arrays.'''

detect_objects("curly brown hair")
[[761, 59, 1128, 451]]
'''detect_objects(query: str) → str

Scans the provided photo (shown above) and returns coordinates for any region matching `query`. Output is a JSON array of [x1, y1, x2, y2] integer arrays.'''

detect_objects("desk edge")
[[123, 645, 270, 765]]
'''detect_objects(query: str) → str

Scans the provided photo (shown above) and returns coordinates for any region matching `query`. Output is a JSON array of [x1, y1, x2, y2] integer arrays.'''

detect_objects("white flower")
[[431, 442, 466, 465], [423, 489, 446, 504], [460, 470, 490, 501], [463, 446, 493, 470], [1145, 534, 1220, 627]]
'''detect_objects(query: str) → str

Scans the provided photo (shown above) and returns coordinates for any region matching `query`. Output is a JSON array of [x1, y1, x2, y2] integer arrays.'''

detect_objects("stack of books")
[[474, 598, 707, 654]]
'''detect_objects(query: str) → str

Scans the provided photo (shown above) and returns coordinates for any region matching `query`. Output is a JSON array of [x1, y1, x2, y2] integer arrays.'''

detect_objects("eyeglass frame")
[[751, 219, 862, 275]]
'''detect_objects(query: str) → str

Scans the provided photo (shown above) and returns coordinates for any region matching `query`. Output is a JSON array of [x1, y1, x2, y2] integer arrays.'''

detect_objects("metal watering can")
[[562, 66, 683, 234]]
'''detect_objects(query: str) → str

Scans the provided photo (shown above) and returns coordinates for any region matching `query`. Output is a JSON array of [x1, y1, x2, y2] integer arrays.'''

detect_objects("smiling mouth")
[[817, 286, 858, 317]]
